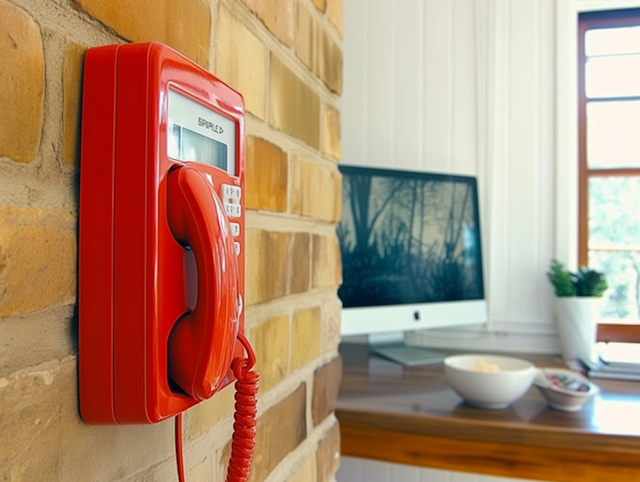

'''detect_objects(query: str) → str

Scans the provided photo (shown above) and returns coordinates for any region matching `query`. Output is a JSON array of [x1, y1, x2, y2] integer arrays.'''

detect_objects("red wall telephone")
[[78, 42, 251, 425]]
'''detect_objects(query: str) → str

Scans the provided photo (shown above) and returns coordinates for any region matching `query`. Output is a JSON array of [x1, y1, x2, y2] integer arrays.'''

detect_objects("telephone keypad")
[[221, 184, 242, 257], [222, 184, 242, 219]]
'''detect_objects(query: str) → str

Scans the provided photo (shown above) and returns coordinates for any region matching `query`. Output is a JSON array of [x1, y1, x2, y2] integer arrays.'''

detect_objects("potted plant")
[[546, 259, 608, 363]]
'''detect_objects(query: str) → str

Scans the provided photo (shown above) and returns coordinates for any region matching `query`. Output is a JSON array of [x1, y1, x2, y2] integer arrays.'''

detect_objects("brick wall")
[[0, 0, 343, 480]]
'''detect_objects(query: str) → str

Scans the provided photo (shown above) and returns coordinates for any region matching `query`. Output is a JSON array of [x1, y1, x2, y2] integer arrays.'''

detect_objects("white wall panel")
[[340, 0, 367, 165], [366, 0, 395, 167], [506, 0, 543, 321], [393, 0, 424, 171], [422, 0, 454, 172], [477, 0, 512, 323], [420, 467, 452, 482], [451, 473, 481, 482], [389, 463, 422, 482], [337, 457, 546, 482], [360, 458, 391, 482], [335, 456, 362, 482], [451, 0, 477, 174]]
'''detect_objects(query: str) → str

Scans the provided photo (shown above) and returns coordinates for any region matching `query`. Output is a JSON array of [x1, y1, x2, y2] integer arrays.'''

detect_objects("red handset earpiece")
[[166, 165, 240, 400]]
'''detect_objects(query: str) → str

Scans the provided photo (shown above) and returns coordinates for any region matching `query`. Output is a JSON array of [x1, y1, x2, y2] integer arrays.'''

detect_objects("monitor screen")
[[338, 165, 487, 337]]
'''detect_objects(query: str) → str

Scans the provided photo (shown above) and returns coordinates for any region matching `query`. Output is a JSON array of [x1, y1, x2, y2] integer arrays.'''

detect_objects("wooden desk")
[[336, 344, 640, 482]]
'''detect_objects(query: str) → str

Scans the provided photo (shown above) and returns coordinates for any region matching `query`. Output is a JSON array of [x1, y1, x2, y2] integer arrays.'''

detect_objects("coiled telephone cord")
[[175, 332, 259, 482]]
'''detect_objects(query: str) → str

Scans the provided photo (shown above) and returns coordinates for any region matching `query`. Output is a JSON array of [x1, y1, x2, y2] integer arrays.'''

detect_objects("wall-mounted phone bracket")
[[79, 42, 246, 424]]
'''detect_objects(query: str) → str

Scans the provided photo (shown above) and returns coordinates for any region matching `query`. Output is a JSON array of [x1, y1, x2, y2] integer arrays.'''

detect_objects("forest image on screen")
[[337, 167, 484, 309]]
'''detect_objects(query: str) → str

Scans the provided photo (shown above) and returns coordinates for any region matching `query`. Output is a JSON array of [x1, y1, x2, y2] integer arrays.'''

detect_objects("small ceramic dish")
[[534, 368, 600, 412]]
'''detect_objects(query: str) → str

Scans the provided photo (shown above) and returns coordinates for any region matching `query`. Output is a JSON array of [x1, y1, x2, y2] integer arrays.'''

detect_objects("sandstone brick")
[[319, 29, 343, 94], [269, 55, 320, 150], [322, 103, 341, 161], [73, 0, 210, 66], [246, 230, 313, 304], [287, 455, 316, 482], [291, 157, 341, 222], [185, 460, 214, 482], [240, 0, 294, 47], [289, 157, 306, 217], [1, 357, 78, 482], [293, 5, 343, 94], [0, 207, 76, 317], [295, 3, 316, 73], [311, 0, 327, 13], [216, 5, 267, 119], [221, 384, 307, 482], [315, 421, 340, 482], [312, 356, 342, 426], [0, 0, 44, 163], [246, 136, 288, 212], [289, 233, 311, 294], [245, 230, 289, 305], [63, 41, 85, 169], [327, 0, 343, 38], [291, 307, 321, 371], [0, 305, 75, 377], [0, 357, 176, 482], [187, 384, 235, 439], [250, 315, 290, 391], [312, 234, 342, 289]]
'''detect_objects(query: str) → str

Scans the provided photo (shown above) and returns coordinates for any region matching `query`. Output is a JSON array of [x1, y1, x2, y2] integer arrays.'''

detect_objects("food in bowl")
[[534, 368, 599, 412], [470, 360, 501, 372], [444, 354, 536, 409]]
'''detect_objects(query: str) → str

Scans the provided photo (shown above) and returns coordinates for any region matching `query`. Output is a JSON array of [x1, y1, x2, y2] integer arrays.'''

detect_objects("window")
[[579, 8, 640, 342]]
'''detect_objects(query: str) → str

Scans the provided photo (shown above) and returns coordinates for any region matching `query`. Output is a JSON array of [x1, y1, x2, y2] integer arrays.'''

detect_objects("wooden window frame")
[[578, 8, 640, 343]]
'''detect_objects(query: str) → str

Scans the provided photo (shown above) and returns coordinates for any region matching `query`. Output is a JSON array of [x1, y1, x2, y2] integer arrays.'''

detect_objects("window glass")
[[588, 177, 640, 320], [590, 250, 640, 320], [589, 177, 640, 247], [586, 55, 640, 98], [586, 26, 640, 56], [587, 101, 640, 169]]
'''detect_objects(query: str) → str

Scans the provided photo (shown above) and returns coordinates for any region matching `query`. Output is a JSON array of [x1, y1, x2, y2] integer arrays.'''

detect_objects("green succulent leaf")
[[546, 259, 607, 297]]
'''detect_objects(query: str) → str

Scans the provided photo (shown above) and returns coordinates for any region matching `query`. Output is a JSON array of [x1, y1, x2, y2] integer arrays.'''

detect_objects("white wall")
[[340, 0, 558, 351]]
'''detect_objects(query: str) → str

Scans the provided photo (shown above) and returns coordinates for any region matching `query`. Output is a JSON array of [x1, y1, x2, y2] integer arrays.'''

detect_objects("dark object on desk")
[[372, 344, 445, 366]]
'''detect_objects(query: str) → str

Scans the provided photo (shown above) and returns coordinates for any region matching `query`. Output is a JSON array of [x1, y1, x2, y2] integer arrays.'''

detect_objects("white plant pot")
[[552, 297, 599, 364]]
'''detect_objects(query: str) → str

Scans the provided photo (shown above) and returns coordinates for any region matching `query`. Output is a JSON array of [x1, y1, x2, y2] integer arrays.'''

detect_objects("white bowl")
[[444, 354, 536, 409], [534, 368, 600, 412]]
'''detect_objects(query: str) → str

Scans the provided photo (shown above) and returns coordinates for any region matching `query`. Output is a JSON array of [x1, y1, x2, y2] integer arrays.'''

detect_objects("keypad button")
[[222, 184, 241, 203], [224, 203, 242, 218], [230, 222, 240, 237]]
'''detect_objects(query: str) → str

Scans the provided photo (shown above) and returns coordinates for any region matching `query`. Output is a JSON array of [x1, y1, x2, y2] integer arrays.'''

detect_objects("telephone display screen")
[[167, 88, 236, 176]]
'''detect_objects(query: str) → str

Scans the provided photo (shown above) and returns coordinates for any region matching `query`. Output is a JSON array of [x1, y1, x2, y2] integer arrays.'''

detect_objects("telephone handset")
[[167, 166, 239, 400], [78, 42, 258, 481]]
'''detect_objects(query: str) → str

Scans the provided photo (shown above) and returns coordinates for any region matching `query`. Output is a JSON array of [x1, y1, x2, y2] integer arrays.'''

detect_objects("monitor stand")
[[369, 332, 446, 367]]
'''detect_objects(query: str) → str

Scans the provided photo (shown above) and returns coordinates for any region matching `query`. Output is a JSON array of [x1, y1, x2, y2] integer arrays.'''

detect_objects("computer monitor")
[[337, 165, 488, 365]]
